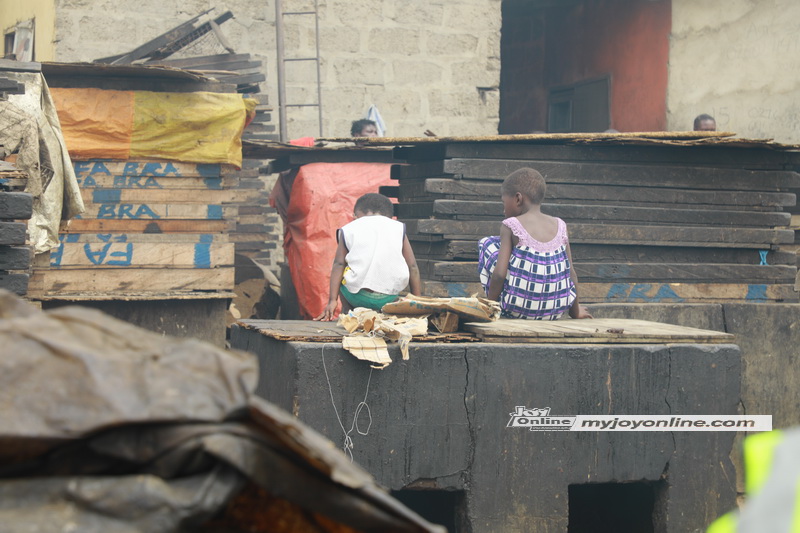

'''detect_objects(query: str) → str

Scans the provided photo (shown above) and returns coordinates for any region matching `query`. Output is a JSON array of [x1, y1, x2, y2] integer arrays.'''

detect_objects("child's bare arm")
[[487, 226, 513, 301], [314, 237, 348, 321], [402, 236, 422, 295], [566, 241, 592, 319]]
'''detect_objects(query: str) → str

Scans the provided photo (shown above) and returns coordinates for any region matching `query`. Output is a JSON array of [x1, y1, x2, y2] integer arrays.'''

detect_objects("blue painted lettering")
[[50, 241, 64, 266], [143, 177, 162, 188], [628, 284, 653, 301], [90, 162, 111, 176], [653, 285, 684, 302], [122, 162, 139, 176], [606, 283, 630, 300], [97, 204, 117, 219]]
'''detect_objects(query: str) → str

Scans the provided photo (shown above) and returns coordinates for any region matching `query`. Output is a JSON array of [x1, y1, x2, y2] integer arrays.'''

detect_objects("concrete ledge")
[[231, 326, 741, 532]]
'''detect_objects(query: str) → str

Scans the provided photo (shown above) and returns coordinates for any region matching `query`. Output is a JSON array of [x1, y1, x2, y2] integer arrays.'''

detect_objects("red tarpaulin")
[[284, 162, 395, 319]]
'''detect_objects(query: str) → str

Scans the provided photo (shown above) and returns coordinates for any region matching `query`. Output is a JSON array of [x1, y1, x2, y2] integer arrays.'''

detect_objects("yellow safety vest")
[[707, 428, 800, 533]]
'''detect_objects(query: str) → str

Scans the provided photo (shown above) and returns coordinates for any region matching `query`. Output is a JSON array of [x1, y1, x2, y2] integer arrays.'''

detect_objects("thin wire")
[[321, 342, 373, 462]]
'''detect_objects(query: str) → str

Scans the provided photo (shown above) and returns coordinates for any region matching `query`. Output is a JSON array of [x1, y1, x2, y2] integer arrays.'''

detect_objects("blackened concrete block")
[[0, 192, 33, 220], [231, 326, 741, 533]]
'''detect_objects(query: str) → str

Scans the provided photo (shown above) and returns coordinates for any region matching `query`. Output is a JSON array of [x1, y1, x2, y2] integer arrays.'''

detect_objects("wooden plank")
[[410, 179, 796, 208], [399, 200, 791, 227], [442, 159, 800, 191], [30, 267, 234, 293], [73, 160, 222, 178], [148, 53, 253, 68], [235, 319, 477, 343], [62, 219, 232, 233], [78, 203, 236, 220], [404, 219, 795, 246], [464, 318, 733, 343], [411, 241, 796, 266], [50, 242, 235, 268], [75, 174, 233, 190], [80, 189, 258, 204], [419, 260, 796, 283], [56, 233, 229, 243], [441, 143, 800, 169], [31, 290, 235, 302], [420, 280, 799, 303], [582, 282, 799, 303], [391, 160, 450, 180], [287, 151, 396, 165]]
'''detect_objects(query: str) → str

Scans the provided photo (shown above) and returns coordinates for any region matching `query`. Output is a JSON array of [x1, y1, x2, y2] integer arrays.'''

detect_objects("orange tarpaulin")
[[50, 88, 256, 167], [284, 162, 395, 320]]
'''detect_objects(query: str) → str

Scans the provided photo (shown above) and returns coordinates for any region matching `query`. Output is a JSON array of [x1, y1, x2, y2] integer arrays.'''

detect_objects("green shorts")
[[340, 284, 399, 311]]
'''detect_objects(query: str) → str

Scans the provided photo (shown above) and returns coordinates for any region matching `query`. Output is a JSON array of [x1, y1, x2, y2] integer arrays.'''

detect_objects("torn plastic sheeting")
[[0, 293, 256, 449], [49, 87, 257, 167], [284, 162, 395, 320], [0, 465, 244, 533], [3, 72, 84, 253], [0, 291, 446, 533]]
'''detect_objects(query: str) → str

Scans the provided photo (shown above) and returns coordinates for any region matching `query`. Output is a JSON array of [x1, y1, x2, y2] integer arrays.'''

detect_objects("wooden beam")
[[442, 159, 800, 191]]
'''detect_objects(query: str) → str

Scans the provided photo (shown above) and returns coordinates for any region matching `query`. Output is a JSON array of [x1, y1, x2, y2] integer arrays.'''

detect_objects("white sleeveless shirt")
[[340, 215, 409, 294]]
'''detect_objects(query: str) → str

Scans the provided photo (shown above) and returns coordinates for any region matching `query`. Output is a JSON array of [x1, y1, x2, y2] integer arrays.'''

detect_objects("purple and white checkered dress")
[[478, 217, 576, 320]]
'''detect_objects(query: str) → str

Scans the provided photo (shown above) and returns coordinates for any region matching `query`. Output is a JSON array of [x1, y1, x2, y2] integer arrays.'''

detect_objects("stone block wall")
[[668, 0, 800, 143], [52, 0, 502, 140]]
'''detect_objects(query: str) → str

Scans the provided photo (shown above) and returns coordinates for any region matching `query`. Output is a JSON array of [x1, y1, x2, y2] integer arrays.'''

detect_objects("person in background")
[[478, 168, 591, 320], [315, 193, 421, 321], [350, 119, 379, 138], [693, 114, 717, 132]]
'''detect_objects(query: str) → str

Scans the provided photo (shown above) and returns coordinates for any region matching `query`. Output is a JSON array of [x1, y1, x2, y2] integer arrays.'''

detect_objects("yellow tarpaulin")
[[50, 88, 256, 167]]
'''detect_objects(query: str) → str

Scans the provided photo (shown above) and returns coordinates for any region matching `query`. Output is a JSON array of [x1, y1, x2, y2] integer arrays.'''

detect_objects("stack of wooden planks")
[[385, 139, 800, 303], [28, 159, 264, 299], [0, 161, 32, 296]]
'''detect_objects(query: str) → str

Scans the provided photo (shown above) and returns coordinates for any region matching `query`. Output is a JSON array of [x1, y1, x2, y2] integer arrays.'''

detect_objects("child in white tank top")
[[315, 193, 422, 321]]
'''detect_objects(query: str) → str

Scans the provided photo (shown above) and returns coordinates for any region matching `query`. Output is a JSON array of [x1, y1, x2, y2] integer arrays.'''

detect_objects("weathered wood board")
[[50, 242, 235, 268], [399, 201, 790, 227], [463, 318, 734, 344], [80, 188, 259, 204], [421, 280, 799, 303], [73, 160, 223, 178], [418, 260, 797, 283], [412, 241, 796, 266], [404, 219, 794, 246], [29, 267, 235, 293], [75, 174, 235, 190], [439, 143, 800, 168], [441, 159, 800, 191], [404, 179, 796, 207], [77, 203, 237, 220], [235, 319, 477, 343], [62, 219, 232, 233]]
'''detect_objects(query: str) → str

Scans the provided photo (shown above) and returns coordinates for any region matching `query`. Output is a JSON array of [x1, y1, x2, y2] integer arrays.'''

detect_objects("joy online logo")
[[507, 406, 576, 431]]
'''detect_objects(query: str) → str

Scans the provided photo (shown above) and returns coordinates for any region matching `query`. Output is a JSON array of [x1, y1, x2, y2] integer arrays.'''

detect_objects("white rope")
[[321, 342, 373, 462]]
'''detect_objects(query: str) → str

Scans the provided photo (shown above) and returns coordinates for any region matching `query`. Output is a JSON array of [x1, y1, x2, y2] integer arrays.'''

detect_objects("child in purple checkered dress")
[[478, 168, 592, 320]]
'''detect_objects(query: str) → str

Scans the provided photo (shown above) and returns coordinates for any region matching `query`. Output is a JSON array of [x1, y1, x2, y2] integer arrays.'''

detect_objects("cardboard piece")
[[337, 308, 428, 365]]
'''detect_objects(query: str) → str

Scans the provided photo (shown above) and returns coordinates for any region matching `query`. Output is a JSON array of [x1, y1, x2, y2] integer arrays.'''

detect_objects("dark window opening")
[[568, 480, 665, 533], [4, 32, 15, 59], [548, 76, 611, 133], [390, 489, 466, 533]]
